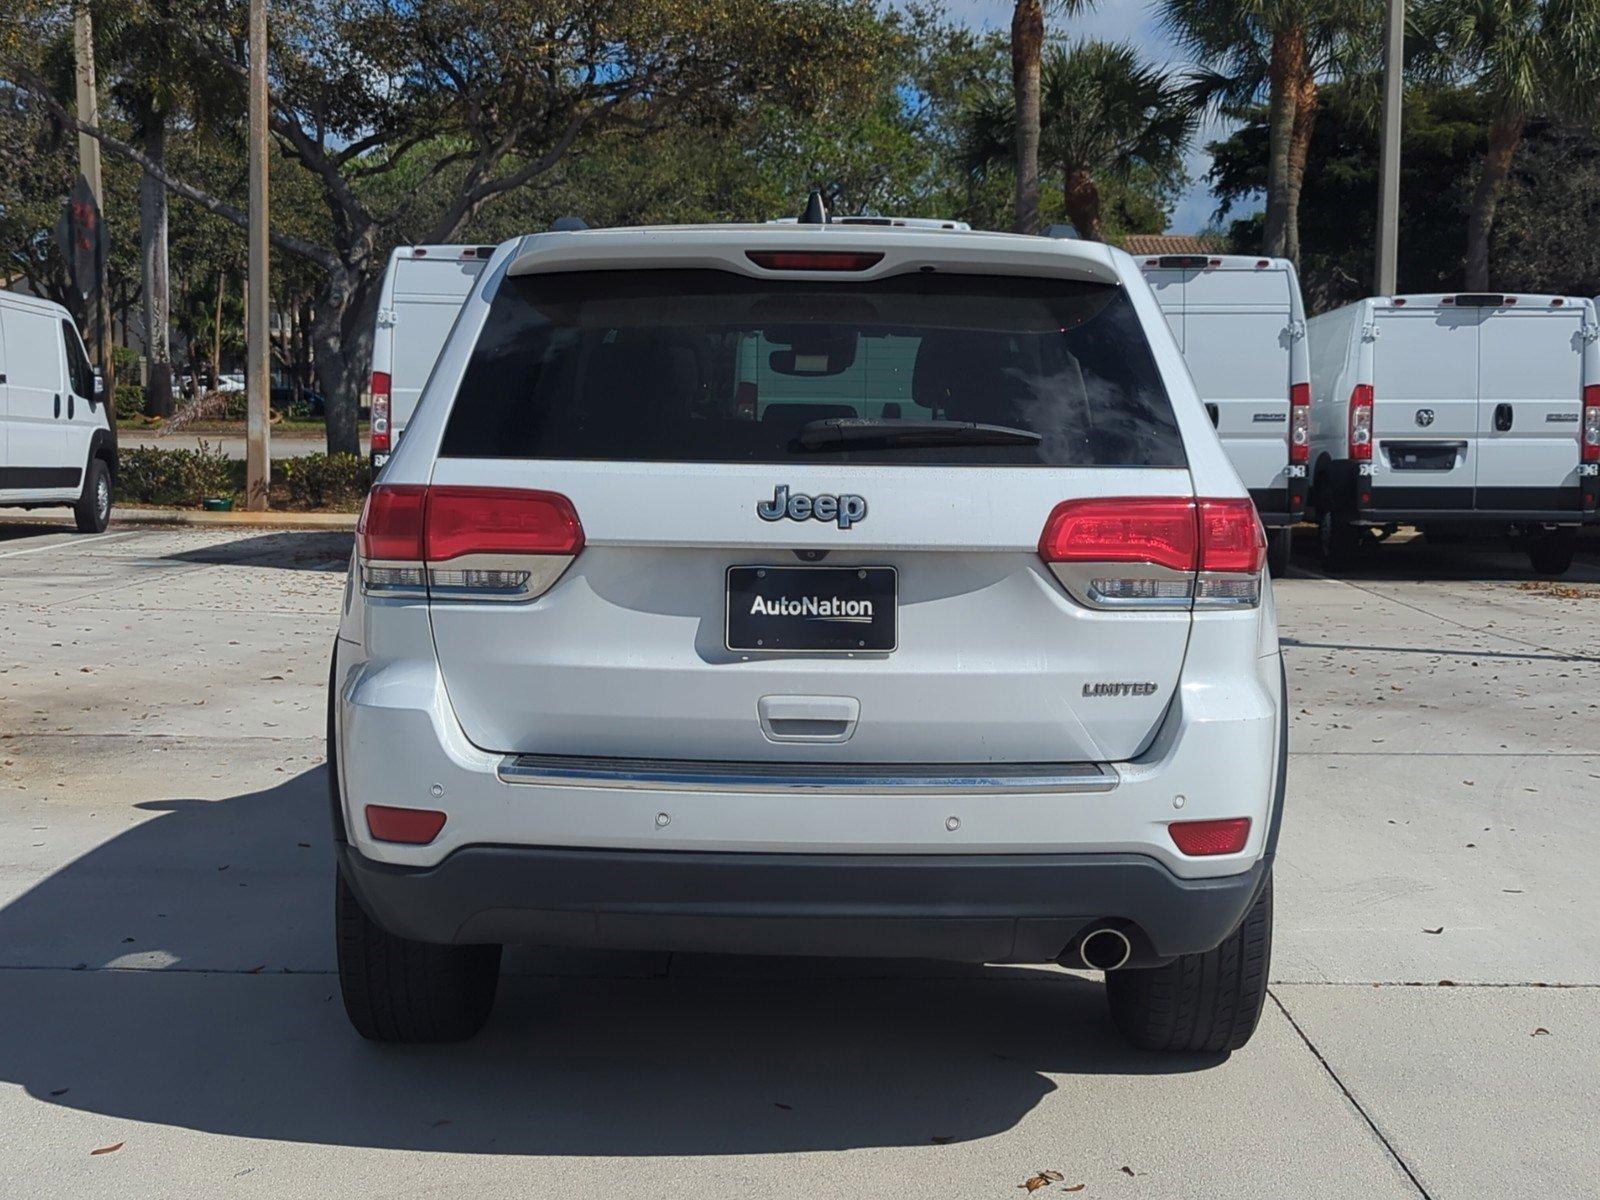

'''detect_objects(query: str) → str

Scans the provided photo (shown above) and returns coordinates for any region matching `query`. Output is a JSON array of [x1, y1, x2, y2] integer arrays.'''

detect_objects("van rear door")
[[387, 252, 488, 438], [1475, 300, 1589, 513], [1371, 303, 1480, 509]]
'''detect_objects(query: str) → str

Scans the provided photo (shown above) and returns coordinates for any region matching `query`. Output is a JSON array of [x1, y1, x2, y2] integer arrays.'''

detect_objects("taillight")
[[370, 371, 392, 454], [357, 483, 583, 601], [1582, 383, 1600, 463], [1289, 382, 1311, 463], [1039, 497, 1265, 609], [1348, 383, 1374, 461], [1168, 817, 1251, 856]]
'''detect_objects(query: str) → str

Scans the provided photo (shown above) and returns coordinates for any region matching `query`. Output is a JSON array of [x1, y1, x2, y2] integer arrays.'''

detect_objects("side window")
[[61, 320, 94, 399]]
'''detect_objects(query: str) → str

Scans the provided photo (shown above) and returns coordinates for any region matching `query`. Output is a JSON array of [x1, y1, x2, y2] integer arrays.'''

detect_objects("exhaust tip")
[[1078, 927, 1132, 972]]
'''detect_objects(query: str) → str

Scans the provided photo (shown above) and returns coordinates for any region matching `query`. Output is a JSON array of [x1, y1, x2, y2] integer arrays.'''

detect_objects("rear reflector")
[[1348, 383, 1374, 461], [365, 805, 447, 845], [1289, 382, 1311, 463], [1168, 817, 1251, 856], [745, 250, 884, 272], [370, 371, 392, 454], [1583, 384, 1600, 463]]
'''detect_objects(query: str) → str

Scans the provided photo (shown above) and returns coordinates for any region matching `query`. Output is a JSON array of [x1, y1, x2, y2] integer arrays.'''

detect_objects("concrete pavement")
[[1, 522, 1596, 1197]]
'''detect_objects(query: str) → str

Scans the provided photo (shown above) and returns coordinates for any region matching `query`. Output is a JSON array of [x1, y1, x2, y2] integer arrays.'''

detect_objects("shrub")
[[119, 443, 240, 506], [114, 382, 144, 423], [273, 453, 370, 510]]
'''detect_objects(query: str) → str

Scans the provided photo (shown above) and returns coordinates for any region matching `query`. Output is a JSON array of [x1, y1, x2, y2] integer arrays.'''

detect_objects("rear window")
[[440, 269, 1184, 467]]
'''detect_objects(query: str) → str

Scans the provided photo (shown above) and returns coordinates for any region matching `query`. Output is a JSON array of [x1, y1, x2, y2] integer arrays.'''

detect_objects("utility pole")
[[246, 0, 270, 509], [72, 3, 115, 403], [1374, 0, 1404, 296]]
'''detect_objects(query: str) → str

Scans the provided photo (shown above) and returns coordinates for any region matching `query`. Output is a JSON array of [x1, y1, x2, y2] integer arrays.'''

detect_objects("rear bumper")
[[337, 842, 1270, 963], [1249, 481, 1308, 528], [1328, 472, 1600, 524]]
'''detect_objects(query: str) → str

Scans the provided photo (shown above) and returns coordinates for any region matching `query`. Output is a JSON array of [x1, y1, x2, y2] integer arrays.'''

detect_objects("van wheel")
[[1317, 508, 1359, 569], [74, 459, 112, 533], [1105, 872, 1272, 1054], [1526, 528, 1576, 577], [335, 868, 501, 1042], [1266, 527, 1294, 576]]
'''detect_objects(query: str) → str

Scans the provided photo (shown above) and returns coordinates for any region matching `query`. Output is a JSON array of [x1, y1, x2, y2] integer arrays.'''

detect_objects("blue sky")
[[935, 0, 1257, 232]]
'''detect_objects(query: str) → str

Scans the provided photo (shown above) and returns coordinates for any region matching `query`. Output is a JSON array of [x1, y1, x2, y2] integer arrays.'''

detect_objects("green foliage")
[[273, 453, 370, 511], [119, 443, 238, 506], [114, 382, 144, 422]]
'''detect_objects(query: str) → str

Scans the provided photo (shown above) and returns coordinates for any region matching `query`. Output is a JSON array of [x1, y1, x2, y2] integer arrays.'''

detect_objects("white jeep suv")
[[330, 219, 1286, 1053]]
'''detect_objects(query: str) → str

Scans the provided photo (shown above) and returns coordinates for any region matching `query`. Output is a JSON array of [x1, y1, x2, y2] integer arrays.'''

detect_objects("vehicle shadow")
[[1285, 527, 1600, 584], [0, 767, 1220, 1156], [160, 530, 353, 571], [0, 522, 76, 546]]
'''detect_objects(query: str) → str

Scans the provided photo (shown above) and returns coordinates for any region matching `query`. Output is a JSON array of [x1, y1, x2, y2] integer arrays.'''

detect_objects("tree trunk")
[[1284, 73, 1319, 268], [1062, 166, 1103, 242], [137, 99, 174, 417], [311, 267, 378, 457], [1262, 27, 1304, 258], [1011, 0, 1044, 235], [1465, 114, 1525, 291], [212, 270, 224, 384]]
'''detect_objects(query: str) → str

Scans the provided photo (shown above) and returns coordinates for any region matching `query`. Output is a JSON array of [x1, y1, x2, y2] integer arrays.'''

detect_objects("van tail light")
[[1348, 383, 1374, 461], [1289, 382, 1311, 463], [1169, 817, 1251, 856], [370, 371, 392, 455], [1039, 496, 1265, 610], [358, 483, 584, 601], [1582, 384, 1600, 463]]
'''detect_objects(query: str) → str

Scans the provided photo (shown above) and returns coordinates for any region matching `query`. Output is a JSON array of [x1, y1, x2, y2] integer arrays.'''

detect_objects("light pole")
[[1374, 0, 1404, 296], [246, 0, 271, 509]]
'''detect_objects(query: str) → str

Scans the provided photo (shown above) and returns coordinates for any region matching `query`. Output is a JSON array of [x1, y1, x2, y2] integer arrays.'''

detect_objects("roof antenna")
[[798, 189, 829, 225]]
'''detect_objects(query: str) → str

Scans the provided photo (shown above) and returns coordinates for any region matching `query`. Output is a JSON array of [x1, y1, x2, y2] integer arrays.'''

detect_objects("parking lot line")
[[0, 531, 134, 559]]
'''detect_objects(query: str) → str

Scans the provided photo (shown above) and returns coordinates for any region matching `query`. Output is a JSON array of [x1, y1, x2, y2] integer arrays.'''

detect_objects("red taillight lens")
[[745, 250, 884, 272], [1289, 382, 1311, 464], [365, 804, 447, 845], [1582, 383, 1600, 463], [1168, 817, 1251, 856], [358, 483, 426, 561], [1038, 497, 1198, 571], [1348, 383, 1374, 461], [424, 487, 584, 561], [1198, 498, 1266, 574], [370, 371, 392, 454]]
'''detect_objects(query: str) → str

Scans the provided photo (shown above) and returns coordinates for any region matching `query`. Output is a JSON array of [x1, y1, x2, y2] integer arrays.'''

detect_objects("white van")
[[0, 293, 116, 532], [367, 245, 495, 468], [1139, 255, 1310, 574], [1307, 293, 1600, 574]]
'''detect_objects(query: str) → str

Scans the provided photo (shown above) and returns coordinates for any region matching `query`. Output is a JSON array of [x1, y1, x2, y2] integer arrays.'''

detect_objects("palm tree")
[[969, 41, 1196, 240], [1163, 0, 1376, 263], [1011, 0, 1095, 235], [1418, 0, 1600, 289]]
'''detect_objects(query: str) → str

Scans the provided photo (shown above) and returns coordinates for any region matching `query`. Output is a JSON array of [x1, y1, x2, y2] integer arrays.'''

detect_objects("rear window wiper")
[[796, 417, 1043, 450]]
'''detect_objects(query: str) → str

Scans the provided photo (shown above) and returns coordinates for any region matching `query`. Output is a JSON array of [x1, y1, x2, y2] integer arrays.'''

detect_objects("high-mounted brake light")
[[1039, 497, 1265, 609], [358, 484, 584, 601], [1348, 383, 1374, 461], [745, 250, 884, 272], [1168, 817, 1251, 856], [1583, 383, 1600, 463], [1289, 382, 1311, 464], [370, 371, 392, 454]]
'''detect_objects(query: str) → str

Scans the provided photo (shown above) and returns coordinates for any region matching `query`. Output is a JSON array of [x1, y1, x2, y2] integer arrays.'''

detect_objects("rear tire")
[[74, 458, 112, 533], [1105, 872, 1272, 1054], [1316, 507, 1359, 570], [335, 868, 501, 1042], [1266, 527, 1294, 576], [1527, 527, 1576, 577]]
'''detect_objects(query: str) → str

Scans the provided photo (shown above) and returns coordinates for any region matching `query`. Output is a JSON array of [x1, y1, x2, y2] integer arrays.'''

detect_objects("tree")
[[1009, 0, 1094, 235], [967, 41, 1195, 240], [1164, 0, 1376, 264], [1417, 0, 1600, 289], [3, 0, 892, 454]]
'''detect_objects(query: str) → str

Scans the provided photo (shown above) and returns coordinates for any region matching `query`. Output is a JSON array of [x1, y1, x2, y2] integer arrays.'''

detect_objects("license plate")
[[725, 566, 897, 653]]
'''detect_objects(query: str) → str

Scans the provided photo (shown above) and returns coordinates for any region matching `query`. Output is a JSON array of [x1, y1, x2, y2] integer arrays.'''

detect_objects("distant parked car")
[[214, 373, 245, 394], [1307, 293, 1600, 574]]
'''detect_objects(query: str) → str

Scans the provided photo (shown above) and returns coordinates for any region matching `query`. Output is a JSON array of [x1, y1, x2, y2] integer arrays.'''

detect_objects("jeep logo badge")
[[1415, 408, 1435, 428], [757, 485, 867, 530]]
